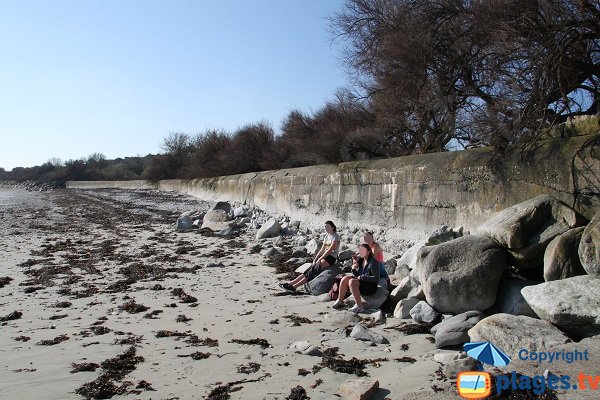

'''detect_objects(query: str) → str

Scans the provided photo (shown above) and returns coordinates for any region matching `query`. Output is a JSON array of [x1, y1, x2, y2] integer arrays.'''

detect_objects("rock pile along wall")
[[67, 134, 599, 240]]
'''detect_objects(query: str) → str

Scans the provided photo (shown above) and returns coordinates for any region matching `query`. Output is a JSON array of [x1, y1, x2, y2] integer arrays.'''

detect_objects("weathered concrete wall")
[[67, 134, 599, 240]]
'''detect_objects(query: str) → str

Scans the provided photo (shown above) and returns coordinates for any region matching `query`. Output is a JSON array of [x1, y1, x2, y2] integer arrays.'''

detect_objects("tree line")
[[144, 0, 600, 180], [0, 154, 154, 184], [2, 0, 598, 183]]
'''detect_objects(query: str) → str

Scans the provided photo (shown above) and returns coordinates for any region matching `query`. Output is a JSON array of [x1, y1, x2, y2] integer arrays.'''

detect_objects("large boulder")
[[204, 209, 229, 223], [393, 297, 420, 319], [294, 236, 308, 247], [210, 201, 232, 214], [350, 324, 389, 344], [397, 240, 426, 272], [389, 276, 416, 302], [233, 205, 249, 218], [390, 264, 409, 286], [384, 258, 397, 276], [339, 379, 379, 400], [416, 235, 507, 313], [306, 239, 322, 255], [426, 225, 463, 246], [468, 314, 572, 358], [477, 194, 586, 270], [544, 227, 586, 281], [304, 264, 343, 296], [201, 220, 233, 232], [432, 311, 483, 348], [256, 218, 281, 240], [442, 359, 482, 379], [338, 249, 354, 262], [291, 247, 307, 258], [579, 212, 600, 277], [361, 286, 389, 310], [409, 301, 440, 324], [521, 276, 600, 338], [496, 275, 539, 318]]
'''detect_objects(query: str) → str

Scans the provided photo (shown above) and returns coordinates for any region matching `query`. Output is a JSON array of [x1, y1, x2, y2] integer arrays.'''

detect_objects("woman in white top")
[[278, 221, 340, 292]]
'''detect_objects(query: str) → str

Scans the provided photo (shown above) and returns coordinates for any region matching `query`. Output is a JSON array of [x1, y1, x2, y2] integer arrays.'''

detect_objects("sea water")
[[0, 188, 21, 207]]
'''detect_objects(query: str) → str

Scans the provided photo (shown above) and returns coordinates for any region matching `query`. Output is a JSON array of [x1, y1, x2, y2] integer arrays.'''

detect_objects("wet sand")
[[0, 188, 457, 400]]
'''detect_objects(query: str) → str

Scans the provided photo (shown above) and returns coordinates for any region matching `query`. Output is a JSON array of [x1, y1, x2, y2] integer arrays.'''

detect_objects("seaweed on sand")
[[0, 276, 13, 288], [171, 287, 198, 303], [37, 335, 69, 346], [0, 311, 23, 321], [283, 314, 315, 326], [155, 330, 188, 338], [237, 362, 261, 374], [75, 346, 145, 399], [384, 322, 435, 335], [206, 375, 270, 400], [118, 262, 166, 281], [176, 314, 192, 323], [229, 338, 271, 349], [319, 347, 390, 377], [185, 335, 219, 347], [177, 351, 211, 360], [286, 386, 310, 400], [71, 362, 100, 373], [119, 300, 149, 314]]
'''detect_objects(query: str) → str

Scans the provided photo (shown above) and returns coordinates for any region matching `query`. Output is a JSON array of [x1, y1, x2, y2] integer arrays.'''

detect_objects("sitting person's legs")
[[348, 280, 378, 313], [348, 278, 362, 307], [280, 256, 335, 292], [333, 276, 354, 307]]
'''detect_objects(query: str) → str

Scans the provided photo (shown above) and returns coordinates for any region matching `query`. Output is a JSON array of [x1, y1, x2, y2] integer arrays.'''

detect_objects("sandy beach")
[[0, 188, 460, 400]]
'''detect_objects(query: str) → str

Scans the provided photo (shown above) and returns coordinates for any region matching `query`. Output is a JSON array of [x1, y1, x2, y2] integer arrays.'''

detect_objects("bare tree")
[[332, 0, 600, 151]]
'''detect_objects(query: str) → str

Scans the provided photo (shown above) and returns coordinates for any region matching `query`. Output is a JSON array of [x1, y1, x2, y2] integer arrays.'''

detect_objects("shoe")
[[349, 304, 364, 313], [332, 300, 345, 309], [278, 282, 295, 292]]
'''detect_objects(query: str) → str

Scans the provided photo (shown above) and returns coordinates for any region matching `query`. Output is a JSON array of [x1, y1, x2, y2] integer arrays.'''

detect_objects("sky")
[[0, 0, 349, 170]]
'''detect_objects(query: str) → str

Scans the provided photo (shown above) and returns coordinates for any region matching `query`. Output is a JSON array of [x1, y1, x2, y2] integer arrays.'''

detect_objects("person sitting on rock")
[[363, 231, 384, 263], [364, 230, 390, 288], [278, 220, 340, 292], [332, 243, 381, 313]]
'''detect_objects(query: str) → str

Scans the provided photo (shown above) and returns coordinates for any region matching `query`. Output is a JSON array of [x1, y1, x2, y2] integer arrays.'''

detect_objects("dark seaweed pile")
[[0, 311, 22, 322], [37, 335, 69, 346], [71, 362, 100, 373], [237, 362, 261, 374], [178, 351, 211, 360], [75, 346, 144, 399], [386, 322, 435, 335], [286, 386, 310, 400], [283, 314, 315, 326], [119, 300, 149, 314], [0, 276, 13, 288]]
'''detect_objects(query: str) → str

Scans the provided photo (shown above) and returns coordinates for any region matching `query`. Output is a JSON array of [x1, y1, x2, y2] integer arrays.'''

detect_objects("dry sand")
[[0, 188, 459, 400]]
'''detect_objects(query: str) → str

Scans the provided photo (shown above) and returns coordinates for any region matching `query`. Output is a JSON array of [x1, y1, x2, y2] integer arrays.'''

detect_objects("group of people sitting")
[[278, 220, 387, 314]]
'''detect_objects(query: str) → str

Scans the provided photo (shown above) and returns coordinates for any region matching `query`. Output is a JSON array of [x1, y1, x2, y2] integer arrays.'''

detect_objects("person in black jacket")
[[332, 243, 380, 313]]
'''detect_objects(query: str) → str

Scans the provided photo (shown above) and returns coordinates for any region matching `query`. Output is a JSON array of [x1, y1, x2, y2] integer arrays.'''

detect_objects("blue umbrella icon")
[[464, 342, 511, 367]]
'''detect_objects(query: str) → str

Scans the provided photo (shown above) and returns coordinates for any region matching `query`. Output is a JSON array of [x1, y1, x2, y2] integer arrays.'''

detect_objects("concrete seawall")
[[67, 134, 599, 240]]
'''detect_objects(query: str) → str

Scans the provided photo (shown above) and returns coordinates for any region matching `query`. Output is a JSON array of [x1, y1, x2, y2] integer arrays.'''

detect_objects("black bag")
[[328, 274, 348, 301]]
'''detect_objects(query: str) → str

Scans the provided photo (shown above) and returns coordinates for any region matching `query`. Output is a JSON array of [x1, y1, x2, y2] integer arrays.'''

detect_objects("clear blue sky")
[[0, 0, 349, 170]]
